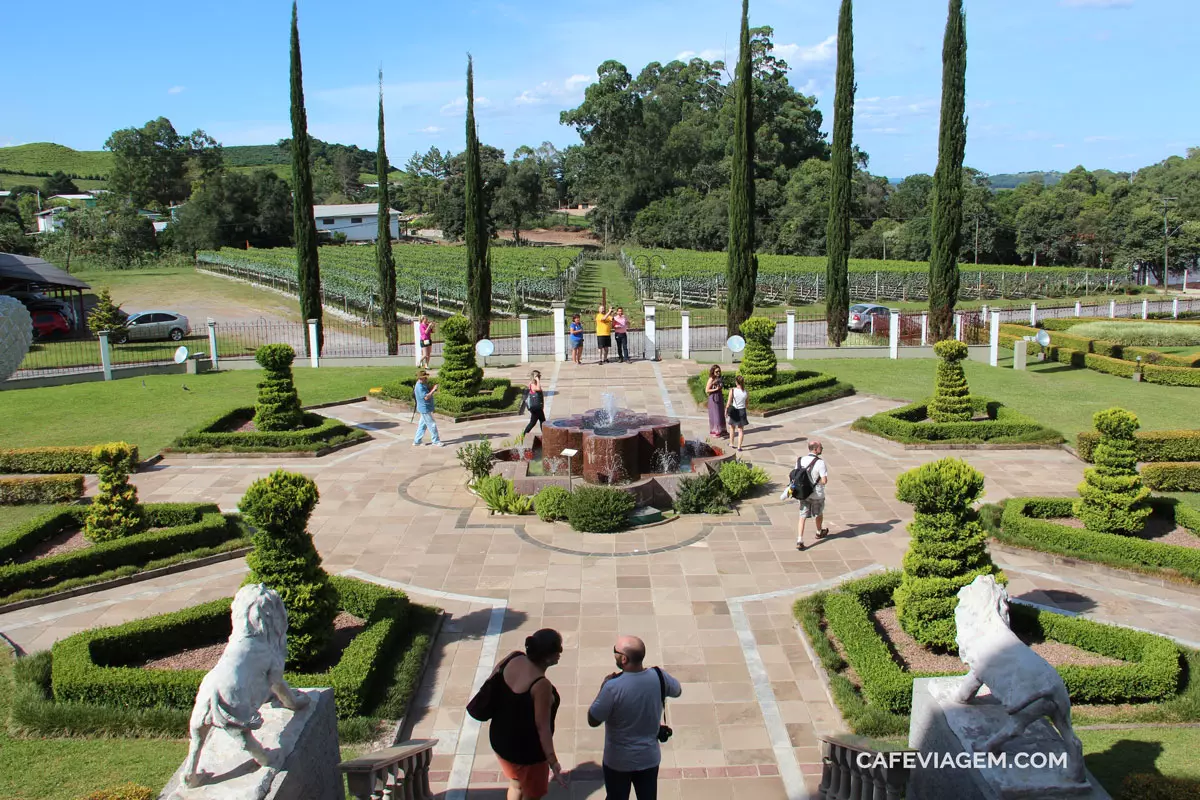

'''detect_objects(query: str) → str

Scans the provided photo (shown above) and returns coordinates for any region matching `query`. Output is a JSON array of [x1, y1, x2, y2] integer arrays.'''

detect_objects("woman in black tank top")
[[488, 629, 565, 797]]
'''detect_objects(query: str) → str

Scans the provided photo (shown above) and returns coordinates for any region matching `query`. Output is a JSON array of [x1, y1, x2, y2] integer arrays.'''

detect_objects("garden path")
[[4, 359, 1199, 800]]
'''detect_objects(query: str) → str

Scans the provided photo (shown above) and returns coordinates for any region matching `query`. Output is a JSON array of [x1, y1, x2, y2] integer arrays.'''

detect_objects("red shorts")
[[497, 756, 550, 798]]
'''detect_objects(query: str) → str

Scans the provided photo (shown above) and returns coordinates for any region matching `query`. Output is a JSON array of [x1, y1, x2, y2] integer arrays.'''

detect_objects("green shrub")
[[83, 443, 143, 543], [1075, 408, 1151, 535], [534, 485, 570, 521], [76, 784, 155, 800], [686, 370, 855, 414], [674, 471, 733, 514], [1141, 462, 1200, 492], [171, 409, 362, 452], [852, 396, 1062, 445], [473, 475, 533, 515], [438, 315, 483, 397], [1070, 321, 1200, 347], [737, 316, 778, 389], [1077, 429, 1200, 463], [718, 460, 769, 500], [375, 376, 521, 418], [456, 440, 494, 481], [565, 486, 636, 532], [928, 340, 971, 422], [86, 288, 127, 339], [238, 470, 338, 666], [892, 458, 999, 650], [0, 444, 140, 475], [0, 474, 83, 504], [1120, 774, 1200, 800], [253, 344, 304, 431]]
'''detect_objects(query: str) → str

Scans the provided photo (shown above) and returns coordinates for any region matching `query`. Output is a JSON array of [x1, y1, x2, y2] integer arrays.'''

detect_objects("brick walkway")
[[4, 360, 1199, 800]]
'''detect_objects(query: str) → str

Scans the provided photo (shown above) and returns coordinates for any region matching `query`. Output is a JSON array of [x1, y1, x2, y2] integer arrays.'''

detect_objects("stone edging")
[[989, 540, 1200, 599], [392, 608, 447, 745], [0, 547, 252, 614], [900, 441, 1064, 451]]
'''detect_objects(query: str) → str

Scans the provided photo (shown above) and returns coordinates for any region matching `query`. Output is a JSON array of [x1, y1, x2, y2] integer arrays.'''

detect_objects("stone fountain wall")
[[542, 410, 681, 484]]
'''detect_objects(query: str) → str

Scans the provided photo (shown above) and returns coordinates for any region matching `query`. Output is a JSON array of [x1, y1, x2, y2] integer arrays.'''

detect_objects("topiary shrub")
[[565, 486, 636, 532], [437, 315, 483, 397], [892, 457, 1000, 650], [83, 443, 144, 543], [737, 316, 777, 389], [718, 460, 769, 500], [675, 472, 733, 514], [455, 439, 494, 482], [534, 485, 570, 521], [253, 344, 304, 431], [238, 470, 339, 666], [1074, 408, 1151, 535], [928, 340, 971, 422]]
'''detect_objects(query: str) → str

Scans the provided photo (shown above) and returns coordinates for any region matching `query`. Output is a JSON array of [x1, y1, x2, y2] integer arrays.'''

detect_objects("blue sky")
[[1, 0, 1194, 180]]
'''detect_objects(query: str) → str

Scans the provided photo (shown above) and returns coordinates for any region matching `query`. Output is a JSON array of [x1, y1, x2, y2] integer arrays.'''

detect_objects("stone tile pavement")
[[4, 359, 1199, 799]]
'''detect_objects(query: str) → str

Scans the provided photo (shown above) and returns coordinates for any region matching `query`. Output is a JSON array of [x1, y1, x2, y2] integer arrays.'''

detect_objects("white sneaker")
[[413, 441, 424, 447], [431, 442, 445, 447]]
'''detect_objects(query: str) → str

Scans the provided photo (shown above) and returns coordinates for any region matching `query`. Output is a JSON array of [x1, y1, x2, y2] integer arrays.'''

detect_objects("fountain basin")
[[542, 408, 681, 484]]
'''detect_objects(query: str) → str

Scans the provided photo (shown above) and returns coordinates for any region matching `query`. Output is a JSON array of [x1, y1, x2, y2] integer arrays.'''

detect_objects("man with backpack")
[[791, 440, 829, 551]]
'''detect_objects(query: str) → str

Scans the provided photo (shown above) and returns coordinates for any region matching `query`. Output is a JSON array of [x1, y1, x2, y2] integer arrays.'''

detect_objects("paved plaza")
[[3, 360, 1199, 799]]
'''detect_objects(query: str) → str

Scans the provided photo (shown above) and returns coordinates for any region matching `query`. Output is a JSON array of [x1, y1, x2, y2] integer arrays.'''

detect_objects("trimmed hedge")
[[0, 444, 141, 474], [373, 376, 522, 418], [687, 369, 855, 413], [0, 475, 83, 505], [1141, 463, 1200, 492], [170, 408, 367, 452], [533, 485, 570, 521], [852, 396, 1062, 445], [51, 575, 411, 720], [1000, 323, 1200, 386], [1077, 430, 1200, 463], [996, 497, 1200, 584]]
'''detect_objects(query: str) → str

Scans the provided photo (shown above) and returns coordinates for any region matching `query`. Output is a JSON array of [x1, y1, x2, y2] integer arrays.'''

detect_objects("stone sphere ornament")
[[0, 296, 34, 382]]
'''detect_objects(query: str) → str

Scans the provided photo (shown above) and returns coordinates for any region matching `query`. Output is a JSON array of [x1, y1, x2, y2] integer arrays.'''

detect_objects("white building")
[[35, 206, 68, 233], [313, 204, 400, 242]]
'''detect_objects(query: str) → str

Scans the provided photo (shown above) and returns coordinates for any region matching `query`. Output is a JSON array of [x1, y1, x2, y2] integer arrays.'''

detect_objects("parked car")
[[5, 290, 76, 327], [114, 311, 190, 343], [848, 303, 891, 332], [31, 308, 71, 340]]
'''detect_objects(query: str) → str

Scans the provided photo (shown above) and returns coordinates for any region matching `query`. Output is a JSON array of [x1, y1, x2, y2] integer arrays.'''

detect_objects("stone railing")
[[339, 738, 437, 800], [818, 734, 913, 800]]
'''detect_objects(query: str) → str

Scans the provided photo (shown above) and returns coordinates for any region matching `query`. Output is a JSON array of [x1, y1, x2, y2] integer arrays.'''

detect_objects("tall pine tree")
[[464, 56, 491, 343], [289, 2, 322, 354], [376, 69, 398, 355], [725, 0, 756, 336], [825, 0, 854, 347], [928, 0, 967, 342]]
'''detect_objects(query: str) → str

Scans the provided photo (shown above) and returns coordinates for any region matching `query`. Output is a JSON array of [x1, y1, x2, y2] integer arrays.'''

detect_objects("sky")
[[1, 0, 1195, 180]]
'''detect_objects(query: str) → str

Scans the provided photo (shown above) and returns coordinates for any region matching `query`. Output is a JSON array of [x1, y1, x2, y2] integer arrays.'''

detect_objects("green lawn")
[[1080, 726, 1200, 796], [0, 367, 413, 455], [798, 356, 1200, 443], [0, 505, 62, 529]]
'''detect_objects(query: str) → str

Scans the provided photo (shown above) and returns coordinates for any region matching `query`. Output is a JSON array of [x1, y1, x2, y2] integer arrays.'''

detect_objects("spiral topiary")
[[83, 442, 144, 543], [253, 344, 304, 431], [437, 315, 483, 397], [1074, 408, 1151, 535], [928, 339, 971, 422], [238, 470, 339, 666], [892, 457, 1000, 650], [737, 316, 778, 389]]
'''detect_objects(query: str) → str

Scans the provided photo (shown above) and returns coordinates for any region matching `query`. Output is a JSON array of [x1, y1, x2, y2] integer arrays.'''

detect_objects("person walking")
[[595, 304, 616, 364], [522, 370, 546, 437], [612, 307, 630, 362], [704, 365, 728, 440], [569, 313, 584, 365], [412, 370, 443, 447], [725, 374, 749, 452], [588, 635, 682, 800], [795, 440, 829, 550], [486, 629, 568, 799], [418, 315, 434, 369]]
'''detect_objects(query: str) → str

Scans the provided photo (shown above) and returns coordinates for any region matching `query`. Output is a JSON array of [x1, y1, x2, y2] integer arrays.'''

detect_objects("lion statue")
[[953, 574, 1086, 784], [181, 584, 310, 788]]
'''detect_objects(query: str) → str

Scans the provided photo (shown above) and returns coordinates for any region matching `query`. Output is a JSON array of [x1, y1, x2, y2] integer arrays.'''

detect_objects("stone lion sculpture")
[[182, 584, 310, 788], [953, 574, 1086, 784]]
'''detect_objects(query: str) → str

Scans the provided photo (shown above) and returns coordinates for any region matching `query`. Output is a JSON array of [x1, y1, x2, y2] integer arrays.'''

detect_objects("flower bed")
[[168, 408, 368, 454], [851, 396, 1063, 446], [370, 376, 522, 421], [686, 369, 854, 415]]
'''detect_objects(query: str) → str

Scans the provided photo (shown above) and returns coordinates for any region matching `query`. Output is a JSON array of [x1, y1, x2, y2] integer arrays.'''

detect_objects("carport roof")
[[0, 253, 91, 290]]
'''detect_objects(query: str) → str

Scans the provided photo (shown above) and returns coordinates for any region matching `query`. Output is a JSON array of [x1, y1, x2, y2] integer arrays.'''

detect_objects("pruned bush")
[[473, 475, 533, 515], [83, 442, 143, 543], [1074, 408, 1151, 535], [238, 470, 338, 666], [565, 486, 636, 533], [0, 445, 139, 475], [852, 397, 1061, 445], [718, 460, 769, 500], [1140, 462, 1200, 492], [253, 344, 304, 431], [892, 458, 999, 650], [1077, 429, 1200, 463], [928, 340, 971, 423], [534, 485, 570, 521], [0, 474, 83, 505], [456, 440, 494, 481], [737, 316, 778, 389], [438, 315, 483, 397], [1070, 321, 1200, 347], [674, 472, 733, 514]]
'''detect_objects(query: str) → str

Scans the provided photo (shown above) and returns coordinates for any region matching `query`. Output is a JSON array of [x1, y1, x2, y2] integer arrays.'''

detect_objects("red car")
[[31, 309, 71, 340]]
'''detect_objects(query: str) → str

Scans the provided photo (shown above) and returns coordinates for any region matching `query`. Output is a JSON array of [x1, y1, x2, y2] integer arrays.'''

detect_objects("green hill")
[[0, 143, 112, 179], [988, 171, 1063, 190]]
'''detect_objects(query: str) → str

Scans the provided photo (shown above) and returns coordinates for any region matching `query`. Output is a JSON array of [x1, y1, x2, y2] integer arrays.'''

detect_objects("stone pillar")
[[1173, 297, 1179, 319], [1014, 339, 1028, 370], [307, 319, 319, 369], [1142, 298, 1149, 320], [681, 310, 690, 359], [920, 313, 928, 346], [207, 319, 219, 372], [786, 309, 795, 359], [1029, 302, 1037, 327], [954, 313, 963, 342], [552, 301, 566, 363], [519, 314, 529, 363], [98, 331, 113, 381], [411, 320, 422, 367], [643, 303, 657, 361], [889, 311, 900, 359], [989, 311, 1001, 367]]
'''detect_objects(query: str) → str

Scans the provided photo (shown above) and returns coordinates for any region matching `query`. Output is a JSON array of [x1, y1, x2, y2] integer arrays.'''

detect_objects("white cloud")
[[513, 74, 591, 106], [777, 35, 837, 65], [565, 74, 591, 91], [419, 126, 443, 134], [1061, 0, 1133, 8], [675, 48, 726, 62], [167, 86, 185, 95], [440, 95, 491, 115], [855, 96, 937, 124]]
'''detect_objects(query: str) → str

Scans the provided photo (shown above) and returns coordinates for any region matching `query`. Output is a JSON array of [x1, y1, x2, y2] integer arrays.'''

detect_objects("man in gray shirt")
[[587, 635, 682, 800]]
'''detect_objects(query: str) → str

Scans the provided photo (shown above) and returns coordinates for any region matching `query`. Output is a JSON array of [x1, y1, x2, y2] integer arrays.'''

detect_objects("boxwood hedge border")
[[0, 475, 84, 505], [370, 376, 523, 420], [851, 396, 1063, 446], [168, 408, 369, 453], [0, 445, 140, 475], [999, 324, 1200, 387], [686, 369, 855, 415], [1076, 430, 1200, 463]]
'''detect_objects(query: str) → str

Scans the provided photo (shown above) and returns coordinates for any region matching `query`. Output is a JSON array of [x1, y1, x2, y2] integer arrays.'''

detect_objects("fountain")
[[541, 392, 682, 484]]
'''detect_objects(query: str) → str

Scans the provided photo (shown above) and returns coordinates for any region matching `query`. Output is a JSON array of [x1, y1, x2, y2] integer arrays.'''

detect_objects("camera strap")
[[653, 666, 669, 725]]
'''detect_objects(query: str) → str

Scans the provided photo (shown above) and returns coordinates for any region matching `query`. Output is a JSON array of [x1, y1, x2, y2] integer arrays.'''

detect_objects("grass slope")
[[0, 144, 112, 178]]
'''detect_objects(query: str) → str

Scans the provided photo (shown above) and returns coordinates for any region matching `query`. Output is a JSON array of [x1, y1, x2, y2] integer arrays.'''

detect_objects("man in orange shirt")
[[595, 305, 616, 364]]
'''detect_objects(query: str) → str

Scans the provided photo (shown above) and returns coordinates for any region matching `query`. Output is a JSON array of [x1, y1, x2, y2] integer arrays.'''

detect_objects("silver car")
[[116, 310, 191, 343], [848, 303, 890, 332]]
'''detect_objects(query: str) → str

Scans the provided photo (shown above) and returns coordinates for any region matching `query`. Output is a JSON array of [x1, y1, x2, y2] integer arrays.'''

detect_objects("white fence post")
[[989, 311, 1000, 367], [1074, 301, 1081, 317], [954, 313, 963, 342], [889, 311, 899, 359], [786, 309, 795, 360], [519, 314, 530, 363], [1173, 297, 1179, 319], [1109, 300, 1116, 319], [207, 319, 219, 371], [681, 310, 690, 359], [411, 320, 422, 367], [552, 302, 566, 362], [981, 304, 989, 321], [920, 313, 928, 346], [1141, 299, 1149, 320], [98, 331, 113, 381], [643, 303, 657, 361], [1029, 302, 1037, 327], [307, 319, 320, 368]]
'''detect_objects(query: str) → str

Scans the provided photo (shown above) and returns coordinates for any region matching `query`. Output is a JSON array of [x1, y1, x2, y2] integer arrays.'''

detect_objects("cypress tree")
[[725, 0, 757, 336], [376, 69, 398, 355], [289, 2, 322, 354], [928, 0, 967, 342], [464, 56, 491, 343], [825, 0, 854, 347]]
